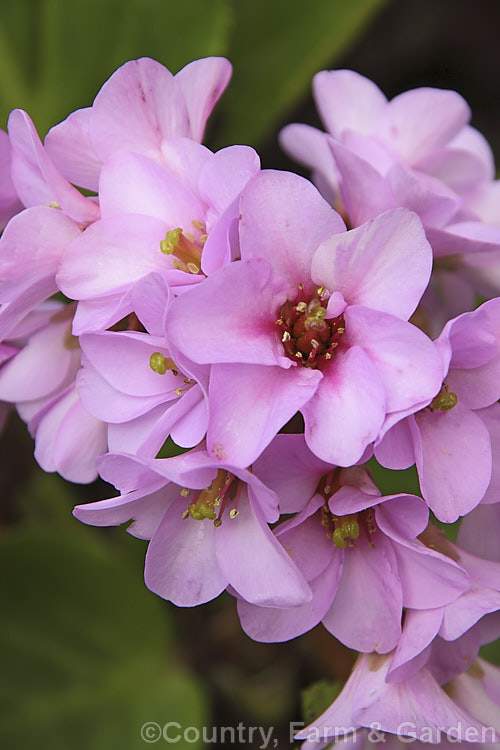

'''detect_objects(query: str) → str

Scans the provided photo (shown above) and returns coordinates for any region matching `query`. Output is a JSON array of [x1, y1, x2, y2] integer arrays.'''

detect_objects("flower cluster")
[[2, 59, 500, 743]]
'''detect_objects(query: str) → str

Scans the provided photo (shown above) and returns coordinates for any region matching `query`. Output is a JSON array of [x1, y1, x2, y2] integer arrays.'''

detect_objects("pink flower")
[[0, 302, 107, 482], [73, 447, 311, 608], [295, 651, 494, 748], [280, 71, 500, 327], [76, 274, 208, 456], [238, 435, 469, 652], [56, 141, 260, 333], [44, 57, 232, 192], [375, 298, 500, 521], [0, 128, 23, 230], [165, 170, 442, 467]]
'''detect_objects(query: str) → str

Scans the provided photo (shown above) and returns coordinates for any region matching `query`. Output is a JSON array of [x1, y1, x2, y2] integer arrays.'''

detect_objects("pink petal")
[[322, 529, 402, 653], [254, 434, 332, 514], [8, 109, 99, 224], [0, 206, 81, 302], [312, 209, 432, 320], [413, 405, 492, 522], [345, 305, 443, 413], [90, 58, 189, 159], [99, 150, 204, 223], [215, 489, 312, 607], [237, 561, 341, 642], [57, 214, 169, 299], [312, 70, 387, 138], [175, 57, 232, 142], [145, 500, 227, 606], [302, 345, 386, 466], [387, 608, 443, 683], [376, 88, 470, 164], [34, 385, 107, 483], [374, 417, 416, 470], [166, 258, 290, 366], [239, 170, 345, 290], [74, 482, 176, 540], [0, 318, 80, 402], [207, 362, 322, 467], [327, 139, 395, 226], [44, 107, 101, 191]]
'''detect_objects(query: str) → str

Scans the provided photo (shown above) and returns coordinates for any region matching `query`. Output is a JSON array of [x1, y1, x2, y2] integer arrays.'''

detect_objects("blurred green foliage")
[[0, 0, 388, 146], [301, 679, 341, 725], [0, 475, 207, 750]]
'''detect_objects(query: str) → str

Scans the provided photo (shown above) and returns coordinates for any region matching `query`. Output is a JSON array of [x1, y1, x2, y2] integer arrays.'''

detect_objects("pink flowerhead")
[[165, 170, 443, 467]]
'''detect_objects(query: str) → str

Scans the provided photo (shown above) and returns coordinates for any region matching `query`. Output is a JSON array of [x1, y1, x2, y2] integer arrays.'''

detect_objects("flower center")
[[318, 471, 377, 549], [276, 285, 345, 368], [181, 470, 240, 526], [429, 383, 458, 412], [160, 222, 207, 274]]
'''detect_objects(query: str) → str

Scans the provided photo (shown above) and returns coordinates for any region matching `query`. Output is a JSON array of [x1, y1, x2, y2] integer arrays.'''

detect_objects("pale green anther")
[[160, 227, 182, 254], [150, 352, 167, 375], [341, 520, 360, 540], [333, 528, 347, 549], [305, 299, 327, 329], [431, 390, 458, 411]]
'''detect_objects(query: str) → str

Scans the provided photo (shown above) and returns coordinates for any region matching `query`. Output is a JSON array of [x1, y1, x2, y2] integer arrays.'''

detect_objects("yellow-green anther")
[[196, 502, 216, 520], [431, 390, 458, 411], [229, 509, 239, 519], [150, 352, 167, 374], [333, 528, 347, 549], [188, 505, 206, 521], [160, 228, 182, 254], [341, 519, 360, 540]]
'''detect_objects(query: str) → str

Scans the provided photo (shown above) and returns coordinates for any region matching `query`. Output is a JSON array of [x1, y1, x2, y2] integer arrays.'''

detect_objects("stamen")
[[160, 227, 203, 273], [150, 352, 168, 374], [160, 228, 182, 254], [430, 384, 458, 412]]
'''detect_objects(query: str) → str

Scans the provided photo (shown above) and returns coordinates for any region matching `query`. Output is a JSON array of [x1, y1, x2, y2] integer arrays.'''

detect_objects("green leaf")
[[216, 0, 389, 148], [367, 457, 421, 497], [0, 526, 208, 750], [301, 679, 341, 725], [0, 0, 233, 133]]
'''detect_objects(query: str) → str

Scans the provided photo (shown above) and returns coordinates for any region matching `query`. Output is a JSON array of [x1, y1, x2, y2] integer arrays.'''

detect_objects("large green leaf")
[[0, 0, 232, 133], [0, 520, 207, 749], [216, 0, 389, 148]]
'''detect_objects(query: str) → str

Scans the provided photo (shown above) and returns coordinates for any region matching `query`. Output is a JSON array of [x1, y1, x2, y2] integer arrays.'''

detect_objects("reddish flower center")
[[276, 285, 345, 368]]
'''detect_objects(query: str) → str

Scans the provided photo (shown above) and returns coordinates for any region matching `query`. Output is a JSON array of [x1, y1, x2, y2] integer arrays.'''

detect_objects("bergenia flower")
[[73, 447, 311, 608], [0, 128, 23, 230], [76, 274, 209, 456], [44, 56, 232, 191], [387, 523, 500, 684], [280, 70, 500, 328], [0, 302, 107, 482], [56, 141, 260, 333], [238, 435, 469, 652], [295, 651, 494, 749], [166, 170, 443, 467], [375, 297, 500, 521]]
